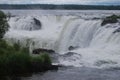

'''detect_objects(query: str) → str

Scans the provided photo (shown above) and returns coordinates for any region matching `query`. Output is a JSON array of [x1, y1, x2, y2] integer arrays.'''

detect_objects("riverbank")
[[21, 67, 120, 80], [0, 39, 59, 80]]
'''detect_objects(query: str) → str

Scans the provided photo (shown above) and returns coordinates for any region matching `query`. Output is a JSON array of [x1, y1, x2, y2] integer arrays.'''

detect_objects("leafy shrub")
[[31, 53, 52, 72], [0, 10, 52, 76], [0, 41, 31, 76], [31, 55, 44, 72], [7, 53, 31, 75], [13, 43, 21, 51], [0, 11, 9, 38], [40, 53, 51, 66], [0, 40, 52, 76]]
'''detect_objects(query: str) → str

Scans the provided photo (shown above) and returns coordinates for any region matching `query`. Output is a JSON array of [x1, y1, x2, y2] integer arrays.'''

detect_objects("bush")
[[101, 14, 120, 26], [0, 41, 31, 76], [31, 55, 44, 72], [13, 43, 21, 51], [40, 53, 51, 66], [31, 53, 52, 72], [0, 10, 52, 76], [0, 40, 52, 76], [0, 11, 9, 38], [7, 53, 31, 75]]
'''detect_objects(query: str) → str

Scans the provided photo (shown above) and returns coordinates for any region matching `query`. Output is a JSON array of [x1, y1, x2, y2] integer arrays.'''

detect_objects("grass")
[[0, 39, 52, 77]]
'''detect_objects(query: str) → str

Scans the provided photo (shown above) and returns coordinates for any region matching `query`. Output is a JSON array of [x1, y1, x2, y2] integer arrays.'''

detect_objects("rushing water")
[[2, 10, 120, 79]]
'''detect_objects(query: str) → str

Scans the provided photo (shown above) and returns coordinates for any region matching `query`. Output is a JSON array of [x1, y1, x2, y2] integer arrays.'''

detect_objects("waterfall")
[[9, 16, 41, 31], [58, 22, 120, 68], [57, 19, 101, 53], [4, 12, 120, 68]]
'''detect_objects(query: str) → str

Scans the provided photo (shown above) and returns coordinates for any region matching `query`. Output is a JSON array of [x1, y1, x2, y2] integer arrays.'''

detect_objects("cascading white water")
[[57, 19, 101, 53], [4, 10, 120, 68], [59, 22, 120, 68], [9, 16, 41, 31]]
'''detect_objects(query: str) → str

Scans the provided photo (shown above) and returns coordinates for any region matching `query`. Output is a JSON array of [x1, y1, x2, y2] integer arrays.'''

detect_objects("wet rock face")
[[32, 48, 55, 54], [101, 15, 120, 26], [68, 46, 79, 51], [113, 27, 120, 33], [28, 17, 42, 31], [33, 18, 41, 27], [101, 17, 118, 26], [11, 17, 42, 31], [62, 52, 81, 58], [65, 52, 75, 56], [94, 60, 117, 67]]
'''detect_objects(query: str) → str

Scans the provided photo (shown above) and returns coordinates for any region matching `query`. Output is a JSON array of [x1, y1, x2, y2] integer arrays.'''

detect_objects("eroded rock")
[[32, 48, 55, 54]]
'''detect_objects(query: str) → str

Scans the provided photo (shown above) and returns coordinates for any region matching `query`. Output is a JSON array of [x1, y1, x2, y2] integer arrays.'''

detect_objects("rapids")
[[3, 10, 120, 68]]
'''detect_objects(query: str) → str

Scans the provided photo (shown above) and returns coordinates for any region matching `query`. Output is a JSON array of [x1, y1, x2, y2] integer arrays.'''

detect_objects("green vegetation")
[[0, 40, 30, 76], [0, 11, 9, 38], [0, 40, 52, 76], [31, 53, 52, 72], [101, 14, 120, 26], [0, 11, 52, 80]]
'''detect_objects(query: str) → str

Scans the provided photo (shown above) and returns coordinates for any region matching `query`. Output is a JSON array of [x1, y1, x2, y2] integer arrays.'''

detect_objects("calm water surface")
[[21, 67, 120, 80]]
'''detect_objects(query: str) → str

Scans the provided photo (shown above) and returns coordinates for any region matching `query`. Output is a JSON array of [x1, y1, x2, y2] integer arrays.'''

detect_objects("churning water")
[[3, 10, 120, 69]]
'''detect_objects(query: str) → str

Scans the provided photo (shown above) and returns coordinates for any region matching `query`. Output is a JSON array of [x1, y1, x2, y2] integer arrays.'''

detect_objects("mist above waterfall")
[[3, 10, 120, 68]]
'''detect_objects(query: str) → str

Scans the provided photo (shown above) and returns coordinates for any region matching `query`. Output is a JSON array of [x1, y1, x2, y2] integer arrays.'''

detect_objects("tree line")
[[0, 4, 120, 10]]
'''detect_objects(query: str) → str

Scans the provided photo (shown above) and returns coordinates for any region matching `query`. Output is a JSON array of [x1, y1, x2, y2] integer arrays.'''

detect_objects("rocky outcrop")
[[68, 46, 79, 51], [31, 62, 61, 72], [113, 27, 120, 33], [63, 52, 81, 57], [95, 60, 117, 67], [32, 48, 55, 54], [11, 17, 42, 31], [33, 18, 41, 27], [101, 14, 120, 26]]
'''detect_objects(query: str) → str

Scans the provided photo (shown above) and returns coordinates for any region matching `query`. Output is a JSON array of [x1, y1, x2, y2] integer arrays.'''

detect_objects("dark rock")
[[102, 18, 118, 26], [32, 48, 55, 54], [92, 17, 100, 20], [113, 26, 118, 28], [101, 14, 120, 26], [105, 25, 111, 28], [63, 52, 81, 57], [106, 25, 118, 28], [65, 52, 76, 56], [48, 50, 55, 53], [95, 60, 117, 66], [113, 27, 120, 33], [31, 61, 60, 72], [33, 18, 41, 27], [51, 65, 59, 70], [68, 46, 79, 51], [108, 67, 120, 71], [13, 17, 42, 31], [32, 49, 40, 54], [31, 61, 45, 72], [50, 64, 62, 70]]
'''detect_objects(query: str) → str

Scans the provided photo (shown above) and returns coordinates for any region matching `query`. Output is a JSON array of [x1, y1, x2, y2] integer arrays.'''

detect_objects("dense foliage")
[[101, 14, 120, 26], [0, 40, 52, 76], [0, 11, 9, 38]]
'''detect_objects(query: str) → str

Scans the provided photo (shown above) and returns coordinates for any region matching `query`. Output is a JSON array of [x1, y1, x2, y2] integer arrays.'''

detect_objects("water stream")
[[3, 10, 120, 79]]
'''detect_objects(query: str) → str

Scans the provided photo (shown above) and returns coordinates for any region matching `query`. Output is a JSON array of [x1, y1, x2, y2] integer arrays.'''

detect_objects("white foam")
[[4, 10, 120, 68]]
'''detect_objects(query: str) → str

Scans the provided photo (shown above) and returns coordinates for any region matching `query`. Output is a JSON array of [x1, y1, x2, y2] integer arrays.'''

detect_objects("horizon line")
[[0, 3, 120, 6]]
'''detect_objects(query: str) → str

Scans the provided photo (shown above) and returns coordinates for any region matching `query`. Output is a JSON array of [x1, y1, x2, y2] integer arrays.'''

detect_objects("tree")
[[0, 11, 9, 39]]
